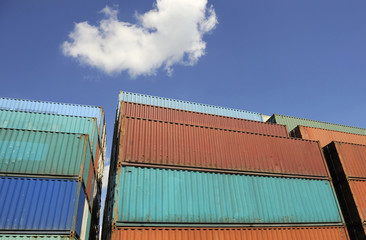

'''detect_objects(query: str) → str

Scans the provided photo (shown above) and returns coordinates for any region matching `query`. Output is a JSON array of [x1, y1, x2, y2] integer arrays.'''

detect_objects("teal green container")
[[112, 166, 343, 225], [0, 128, 92, 186], [0, 110, 100, 161], [268, 114, 366, 134]]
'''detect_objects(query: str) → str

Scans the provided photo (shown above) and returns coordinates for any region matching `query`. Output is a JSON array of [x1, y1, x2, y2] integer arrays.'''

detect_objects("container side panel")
[[296, 126, 366, 148], [0, 235, 77, 240], [0, 110, 99, 162], [111, 227, 349, 240], [0, 177, 78, 231], [272, 114, 366, 135], [0, 97, 104, 138], [0, 128, 89, 177], [119, 102, 287, 137], [119, 117, 328, 177], [335, 142, 366, 179], [118, 91, 263, 121], [349, 180, 366, 224], [114, 167, 342, 224]]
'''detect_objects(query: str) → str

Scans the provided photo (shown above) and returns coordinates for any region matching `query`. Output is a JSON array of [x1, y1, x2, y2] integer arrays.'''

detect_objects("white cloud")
[[62, 0, 217, 77], [102, 157, 110, 190]]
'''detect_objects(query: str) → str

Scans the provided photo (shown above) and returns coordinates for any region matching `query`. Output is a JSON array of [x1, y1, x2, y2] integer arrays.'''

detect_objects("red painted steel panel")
[[118, 117, 329, 177], [334, 142, 366, 179], [86, 159, 94, 203], [349, 180, 366, 224], [119, 102, 289, 137], [111, 227, 350, 240], [292, 126, 366, 148]]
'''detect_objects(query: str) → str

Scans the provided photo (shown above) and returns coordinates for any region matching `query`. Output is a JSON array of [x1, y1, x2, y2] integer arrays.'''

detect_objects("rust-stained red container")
[[118, 117, 329, 178], [110, 226, 350, 240], [323, 142, 366, 240], [324, 142, 366, 180], [291, 125, 366, 148], [119, 102, 289, 137]]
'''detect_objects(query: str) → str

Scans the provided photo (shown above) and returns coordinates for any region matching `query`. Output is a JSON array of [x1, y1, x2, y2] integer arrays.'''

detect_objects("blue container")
[[0, 97, 105, 143], [0, 177, 90, 238], [118, 91, 263, 121], [112, 167, 343, 225]]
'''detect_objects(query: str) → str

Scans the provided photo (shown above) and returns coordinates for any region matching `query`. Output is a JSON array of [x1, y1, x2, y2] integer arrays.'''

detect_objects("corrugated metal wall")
[[0, 236, 78, 240], [268, 114, 366, 135], [0, 110, 100, 173], [0, 97, 105, 144], [118, 91, 263, 121], [119, 102, 287, 137], [103, 91, 350, 240], [118, 117, 328, 177], [113, 166, 342, 224], [0, 128, 91, 178], [292, 125, 366, 147], [0, 97, 105, 240], [111, 227, 350, 240]]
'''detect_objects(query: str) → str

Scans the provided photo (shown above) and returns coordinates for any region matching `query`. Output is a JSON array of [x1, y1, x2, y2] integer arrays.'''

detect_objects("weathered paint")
[[0, 128, 92, 182], [268, 114, 366, 134], [0, 236, 78, 240], [324, 142, 366, 180], [0, 110, 101, 177], [119, 102, 288, 137], [292, 125, 366, 148], [118, 91, 263, 121], [112, 166, 342, 225], [0, 97, 105, 146], [0, 177, 90, 236], [110, 227, 350, 240], [118, 117, 328, 177]]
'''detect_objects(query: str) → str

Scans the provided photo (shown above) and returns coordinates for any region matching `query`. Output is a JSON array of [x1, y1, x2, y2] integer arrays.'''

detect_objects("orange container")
[[291, 126, 366, 147], [119, 101, 289, 137], [118, 117, 329, 178], [110, 227, 349, 240]]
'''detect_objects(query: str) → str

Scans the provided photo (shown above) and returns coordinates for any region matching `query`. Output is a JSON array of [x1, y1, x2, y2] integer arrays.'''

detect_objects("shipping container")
[[291, 125, 366, 148], [119, 102, 288, 137], [0, 235, 78, 240], [0, 177, 91, 239], [0, 128, 92, 181], [110, 226, 350, 240], [0, 97, 106, 147], [268, 114, 366, 135], [118, 91, 263, 121], [0, 110, 102, 179], [118, 117, 328, 177], [324, 142, 366, 181], [111, 166, 342, 225]]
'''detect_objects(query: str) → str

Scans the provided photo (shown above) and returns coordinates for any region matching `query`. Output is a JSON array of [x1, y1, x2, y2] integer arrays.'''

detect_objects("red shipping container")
[[119, 102, 289, 137], [291, 126, 366, 148], [118, 117, 329, 177], [110, 227, 350, 240]]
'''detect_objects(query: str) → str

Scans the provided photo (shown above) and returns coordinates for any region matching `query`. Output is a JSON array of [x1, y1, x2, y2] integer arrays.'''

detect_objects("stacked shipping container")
[[267, 114, 366, 239], [102, 91, 348, 240], [0, 98, 106, 240]]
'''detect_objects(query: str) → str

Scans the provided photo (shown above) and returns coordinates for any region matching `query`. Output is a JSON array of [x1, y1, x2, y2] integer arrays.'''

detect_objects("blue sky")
[[1, 0, 366, 229]]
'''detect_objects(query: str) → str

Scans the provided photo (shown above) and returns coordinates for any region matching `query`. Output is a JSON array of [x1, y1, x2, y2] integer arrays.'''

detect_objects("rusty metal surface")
[[292, 126, 366, 148], [111, 226, 350, 240], [118, 117, 329, 177], [119, 102, 288, 137], [349, 180, 366, 224], [333, 142, 366, 179]]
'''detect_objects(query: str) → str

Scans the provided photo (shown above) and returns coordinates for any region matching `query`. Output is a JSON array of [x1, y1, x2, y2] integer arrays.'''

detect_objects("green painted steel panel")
[[0, 110, 99, 162], [0, 128, 91, 182], [0, 235, 77, 240], [268, 114, 366, 134], [112, 166, 343, 225]]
